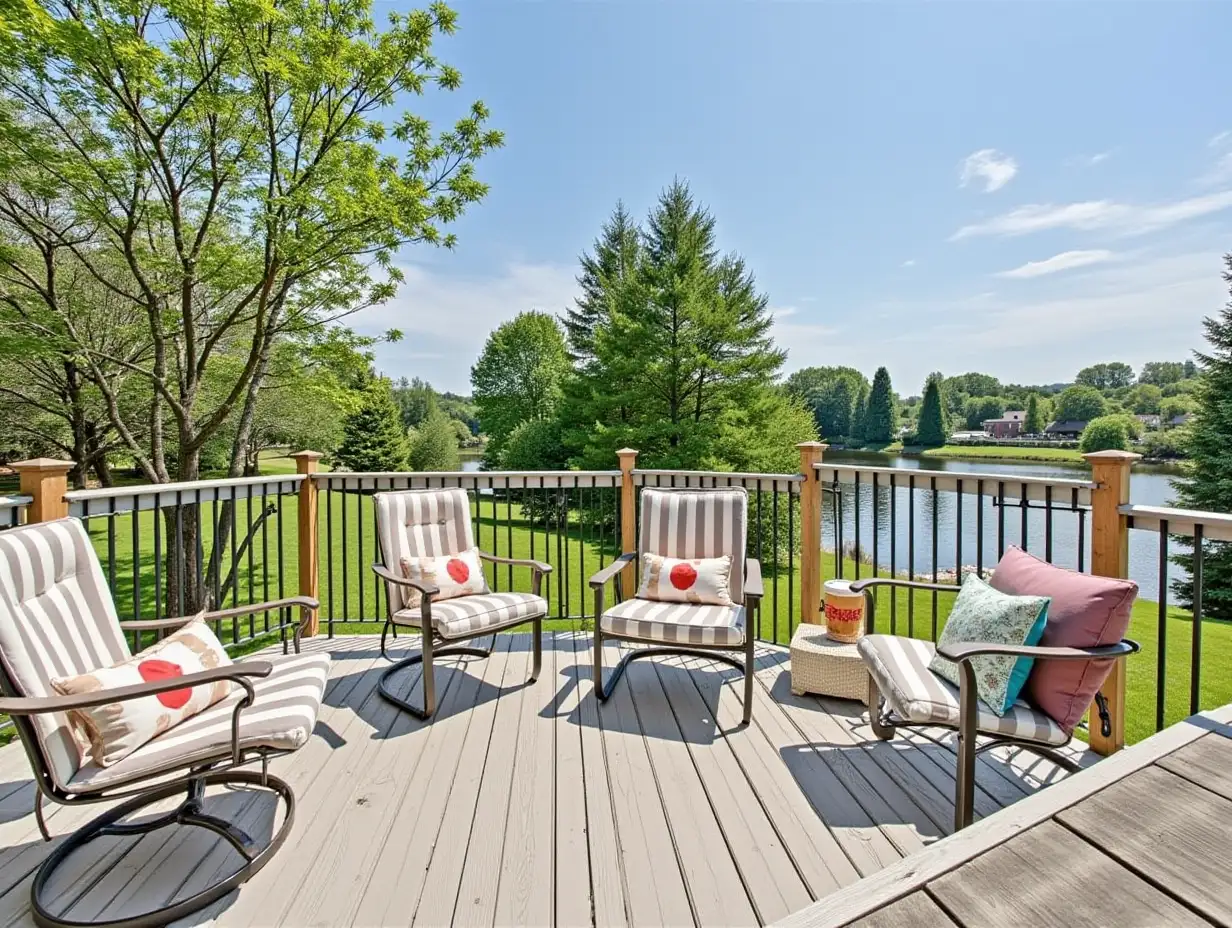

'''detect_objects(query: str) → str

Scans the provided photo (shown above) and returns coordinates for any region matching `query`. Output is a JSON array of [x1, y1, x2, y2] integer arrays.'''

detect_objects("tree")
[[812, 378, 853, 440], [1127, 384, 1164, 415], [864, 367, 896, 443], [408, 403, 460, 471], [963, 396, 1005, 431], [1079, 416, 1130, 453], [392, 378, 437, 430], [850, 381, 870, 444], [564, 202, 640, 363], [1139, 361, 1187, 386], [1024, 394, 1044, 434], [336, 380, 410, 471], [1055, 385, 1108, 422], [500, 417, 568, 471], [471, 311, 571, 462], [916, 375, 948, 446], [1162, 395, 1198, 424], [1076, 362, 1135, 391], [0, 0, 500, 610], [563, 181, 785, 468], [784, 366, 867, 403], [945, 372, 1003, 399]]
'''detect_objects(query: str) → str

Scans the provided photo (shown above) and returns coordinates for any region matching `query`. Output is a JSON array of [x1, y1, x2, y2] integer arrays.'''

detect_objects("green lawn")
[[74, 458, 1231, 747], [915, 444, 1086, 465]]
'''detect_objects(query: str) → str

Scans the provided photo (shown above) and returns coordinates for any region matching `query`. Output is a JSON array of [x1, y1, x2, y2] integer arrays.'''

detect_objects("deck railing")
[[6, 444, 1227, 753]]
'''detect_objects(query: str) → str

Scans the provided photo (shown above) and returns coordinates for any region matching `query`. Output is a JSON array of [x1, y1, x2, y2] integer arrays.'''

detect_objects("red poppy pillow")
[[398, 547, 489, 608], [50, 617, 233, 768], [637, 553, 733, 606]]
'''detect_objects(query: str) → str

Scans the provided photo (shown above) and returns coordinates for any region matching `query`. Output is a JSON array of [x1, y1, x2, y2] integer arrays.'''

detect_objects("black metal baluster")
[[562, 482, 571, 619], [1020, 481, 1029, 552], [1190, 524, 1204, 715], [930, 476, 938, 640], [175, 491, 185, 618], [326, 480, 334, 635], [853, 472, 861, 581], [357, 479, 365, 620], [871, 473, 880, 591], [1045, 486, 1053, 563], [772, 484, 780, 644], [153, 492, 162, 621], [955, 479, 963, 585], [230, 488, 239, 642], [788, 479, 795, 634], [890, 474, 897, 634], [131, 502, 141, 633], [976, 480, 985, 577], [996, 480, 1006, 560], [506, 476, 514, 591], [1157, 523, 1169, 731], [341, 483, 349, 623], [107, 495, 117, 596], [907, 475, 915, 637], [1076, 491, 1086, 573], [261, 483, 270, 634], [372, 477, 381, 617]]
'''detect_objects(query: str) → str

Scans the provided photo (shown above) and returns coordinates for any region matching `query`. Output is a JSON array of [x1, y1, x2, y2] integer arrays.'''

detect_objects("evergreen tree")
[[1024, 393, 1044, 434], [564, 203, 641, 363], [408, 401, 461, 471], [916, 374, 948, 446], [850, 381, 870, 444], [832, 378, 854, 439], [1172, 254, 1232, 619], [864, 367, 896, 443], [335, 380, 410, 472]]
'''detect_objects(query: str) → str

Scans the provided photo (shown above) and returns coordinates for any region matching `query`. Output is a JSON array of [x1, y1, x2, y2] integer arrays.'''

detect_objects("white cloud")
[[951, 190, 1232, 240], [1210, 130, 1231, 148], [959, 149, 1018, 193], [901, 259, 916, 268], [1066, 151, 1113, 167], [996, 249, 1117, 279], [353, 261, 578, 392]]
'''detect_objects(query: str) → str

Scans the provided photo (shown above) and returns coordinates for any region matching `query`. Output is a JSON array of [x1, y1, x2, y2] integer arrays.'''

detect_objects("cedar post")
[[797, 442, 827, 625], [12, 458, 73, 523], [290, 451, 323, 637], [617, 449, 638, 592], [1084, 449, 1139, 755]]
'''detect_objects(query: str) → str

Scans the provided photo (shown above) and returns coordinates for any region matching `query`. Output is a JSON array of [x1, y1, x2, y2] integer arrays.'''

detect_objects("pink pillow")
[[988, 546, 1137, 732]]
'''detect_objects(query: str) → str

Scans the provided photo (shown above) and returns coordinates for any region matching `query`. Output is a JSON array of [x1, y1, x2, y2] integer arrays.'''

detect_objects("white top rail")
[[0, 495, 32, 510], [816, 462, 1096, 507], [66, 475, 303, 517], [633, 469, 803, 493], [1121, 504, 1232, 542], [316, 470, 622, 491]]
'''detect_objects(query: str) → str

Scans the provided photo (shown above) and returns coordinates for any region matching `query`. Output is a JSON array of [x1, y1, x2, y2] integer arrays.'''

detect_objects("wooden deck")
[[0, 632, 1093, 927]]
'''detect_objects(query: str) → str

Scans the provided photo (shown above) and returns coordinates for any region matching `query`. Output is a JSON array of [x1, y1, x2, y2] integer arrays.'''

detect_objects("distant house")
[[1137, 414, 1162, 431], [1045, 420, 1088, 439], [1168, 412, 1193, 429], [982, 410, 1027, 439]]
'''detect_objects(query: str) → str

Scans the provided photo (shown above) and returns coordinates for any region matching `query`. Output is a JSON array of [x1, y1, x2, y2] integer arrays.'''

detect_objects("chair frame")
[[851, 577, 1139, 831], [0, 596, 318, 928], [589, 553, 763, 724], [371, 552, 551, 720]]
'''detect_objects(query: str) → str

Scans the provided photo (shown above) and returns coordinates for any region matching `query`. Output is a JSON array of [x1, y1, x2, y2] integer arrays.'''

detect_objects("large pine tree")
[[864, 367, 896, 443], [1171, 254, 1232, 619], [1024, 393, 1044, 434], [563, 202, 641, 363], [850, 381, 870, 445], [335, 380, 410, 472], [916, 374, 948, 446]]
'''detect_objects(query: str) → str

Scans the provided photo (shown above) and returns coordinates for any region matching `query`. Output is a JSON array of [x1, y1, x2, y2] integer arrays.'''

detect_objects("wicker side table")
[[789, 624, 868, 704]]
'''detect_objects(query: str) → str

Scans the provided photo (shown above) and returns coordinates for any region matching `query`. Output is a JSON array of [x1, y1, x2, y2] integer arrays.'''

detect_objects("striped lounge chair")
[[588, 487, 764, 723], [0, 517, 329, 928], [372, 488, 551, 720]]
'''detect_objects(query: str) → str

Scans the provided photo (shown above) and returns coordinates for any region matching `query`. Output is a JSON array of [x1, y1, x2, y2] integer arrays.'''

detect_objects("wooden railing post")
[[797, 442, 827, 625], [1084, 449, 1140, 755], [617, 448, 638, 591], [290, 450, 323, 637], [12, 458, 73, 523]]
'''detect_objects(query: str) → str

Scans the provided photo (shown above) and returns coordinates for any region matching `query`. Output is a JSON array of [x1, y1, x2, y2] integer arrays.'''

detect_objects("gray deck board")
[[0, 632, 1090, 927]]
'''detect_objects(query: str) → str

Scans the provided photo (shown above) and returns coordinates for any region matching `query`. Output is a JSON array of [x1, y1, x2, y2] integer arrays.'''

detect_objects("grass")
[[913, 444, 1086, 465]]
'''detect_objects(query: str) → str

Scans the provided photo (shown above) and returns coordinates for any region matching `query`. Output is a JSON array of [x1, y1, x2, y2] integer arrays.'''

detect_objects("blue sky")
[[359, 1, 1232, 396]]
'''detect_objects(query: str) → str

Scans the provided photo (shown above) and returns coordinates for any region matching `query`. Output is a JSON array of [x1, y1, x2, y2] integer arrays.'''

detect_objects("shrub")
[[1079, 415, 1130, 453]]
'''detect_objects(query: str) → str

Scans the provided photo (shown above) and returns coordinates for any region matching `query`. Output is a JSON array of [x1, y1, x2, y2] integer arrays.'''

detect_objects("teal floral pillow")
[[928, 574, 1050, 716]]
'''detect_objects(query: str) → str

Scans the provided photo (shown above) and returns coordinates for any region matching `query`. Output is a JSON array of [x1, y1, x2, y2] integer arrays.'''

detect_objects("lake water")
[[820, 450, 1185, 601]]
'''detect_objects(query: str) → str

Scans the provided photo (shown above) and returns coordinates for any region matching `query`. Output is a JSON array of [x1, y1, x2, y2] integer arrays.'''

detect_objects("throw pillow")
[[398, 547, 488, 608], [989, 546, 1138, 732], [928, 573, 1050, 715], [51, 618, 233, 767], [637, 553, 733, 606]]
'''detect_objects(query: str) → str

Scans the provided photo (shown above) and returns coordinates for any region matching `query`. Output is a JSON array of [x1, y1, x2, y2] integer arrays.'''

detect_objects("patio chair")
[[372, 488, 551, 720], [850, 575, 1139, 832], [589, 487, 763, 723], [0, 517, 330, 928]]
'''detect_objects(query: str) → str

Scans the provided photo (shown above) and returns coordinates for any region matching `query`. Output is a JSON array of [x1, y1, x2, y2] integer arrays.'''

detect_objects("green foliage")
[[944, 372, 1003, 399], [1139, 429, 1186, 460], [1024, 393, 1046, 434], [335, 380, 410, 472], [1055, 385, 1108, 422], [1076, 362, 1136, 391], [812, 377, 853, 441], [1079, 415, 1130, 453], [1173, 255, 1232, 618], [560, 181, 786, 470], [392, 378, 436, 429], [500, 417, 569, 471], [849, 381, 870, 444], [1139, 361, 1187, 386], [471, 311, 571, 462], [1162, 395, 1197, 423], [915, 374, 948, 446], [711, 390, 818, 474], [785, 366, 867, 403], [963, 395, 1005, 430], [864, 367, 897, 443], [408, 403, 461, 471], [1127, 383, 1163, 415], [564, 202, 641, 363]]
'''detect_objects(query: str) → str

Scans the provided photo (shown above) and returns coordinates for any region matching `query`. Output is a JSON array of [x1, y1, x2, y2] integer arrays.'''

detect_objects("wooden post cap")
[[1082, 450, 1142, 465], [616, 448, 638, 459], [289, 450, 323, 473], [796, 441, 829, 451], [11, 458, 74, 474]]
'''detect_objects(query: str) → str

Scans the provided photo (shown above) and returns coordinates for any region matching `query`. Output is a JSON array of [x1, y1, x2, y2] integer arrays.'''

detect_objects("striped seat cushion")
[[859, 634, 1068, 747], [394, 592, 547, 639], [600, 598, 746, 647], [67, 652, 331, 793]]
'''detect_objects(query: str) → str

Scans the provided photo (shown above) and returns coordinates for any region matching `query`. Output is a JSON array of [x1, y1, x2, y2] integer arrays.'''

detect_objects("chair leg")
[[955, 664, 978, 831], [742, 631, 755, 724], [530, 617, 542, 682], [593, 625, 605, 700], [377, 633, 491, 720], [421, 631, 436, 718], [380, 619, 393, 659], [869, 677, 895, 741]]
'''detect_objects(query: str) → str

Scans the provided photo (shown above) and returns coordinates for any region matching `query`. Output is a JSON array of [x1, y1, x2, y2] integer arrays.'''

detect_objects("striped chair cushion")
[[600, 598, 746, 647], [375, 489, 477, 611], [394, 592, 547, 639], [0, 519, 131, 789], [639, 488, 747, 601], [67, 652, 331, 793], [859, 634, 1068, 746]]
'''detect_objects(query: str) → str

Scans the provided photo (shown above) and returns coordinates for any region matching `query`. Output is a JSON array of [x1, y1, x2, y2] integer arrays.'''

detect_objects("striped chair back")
[[0, 519, 130, 789], [374, 489, 477, 611], [638, 488, 748, 601]]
